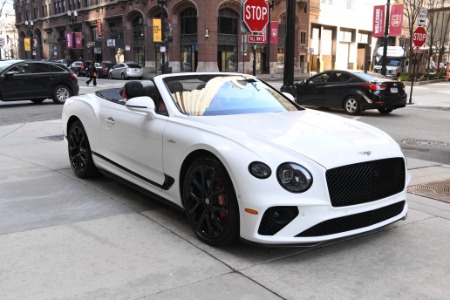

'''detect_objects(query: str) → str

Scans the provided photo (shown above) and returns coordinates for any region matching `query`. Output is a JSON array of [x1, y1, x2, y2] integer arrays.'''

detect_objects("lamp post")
[[24, 20, 33, 59], [67, 10, 78, 61], [158, 0, 167, 74]]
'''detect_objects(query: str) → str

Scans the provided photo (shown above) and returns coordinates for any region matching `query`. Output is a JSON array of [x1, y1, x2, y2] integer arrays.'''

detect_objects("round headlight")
[[249, 162, 271, 179], [276, 163, 312, 193]]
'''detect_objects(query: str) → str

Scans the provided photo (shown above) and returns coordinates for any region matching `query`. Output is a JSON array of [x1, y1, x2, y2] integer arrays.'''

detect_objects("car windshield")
[[0, 60, 18, 72], [163, 75, 300, 116]]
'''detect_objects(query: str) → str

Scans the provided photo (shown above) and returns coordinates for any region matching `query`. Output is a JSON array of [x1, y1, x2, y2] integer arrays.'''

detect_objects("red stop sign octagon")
[[413, 26, 427, 47], [243, 0, 269, 33]]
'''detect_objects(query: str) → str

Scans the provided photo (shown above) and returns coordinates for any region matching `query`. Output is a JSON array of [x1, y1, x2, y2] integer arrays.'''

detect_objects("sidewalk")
[[1, 117, 450, 299]]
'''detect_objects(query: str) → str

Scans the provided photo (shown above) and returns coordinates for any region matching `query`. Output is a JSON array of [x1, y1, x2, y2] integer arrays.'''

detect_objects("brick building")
[[14, 0, 309, 76]]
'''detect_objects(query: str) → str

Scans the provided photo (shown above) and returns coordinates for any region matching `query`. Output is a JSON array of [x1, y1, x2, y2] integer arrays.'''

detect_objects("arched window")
[[217, 8, 238, 71], [218, 8, 238, 35], [180, 8, 197, 34], [132, 15, 145, 66], [180, 7, 198, 72]]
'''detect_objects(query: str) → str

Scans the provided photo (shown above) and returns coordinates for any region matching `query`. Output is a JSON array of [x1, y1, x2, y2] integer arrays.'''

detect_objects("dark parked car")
[[295, 70, 407, 115], [69, 61, 92, 76], [94, 62, 114, 78], [0, 60, 79, 104]]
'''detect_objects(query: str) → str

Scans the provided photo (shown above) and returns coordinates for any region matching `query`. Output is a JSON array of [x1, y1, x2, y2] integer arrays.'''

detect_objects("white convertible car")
[[62, 72, 410, 247]]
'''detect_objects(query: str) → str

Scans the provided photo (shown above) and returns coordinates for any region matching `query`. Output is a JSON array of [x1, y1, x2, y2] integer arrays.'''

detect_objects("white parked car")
[[108, 62, 143, 80], [62, 72, 410, 246]]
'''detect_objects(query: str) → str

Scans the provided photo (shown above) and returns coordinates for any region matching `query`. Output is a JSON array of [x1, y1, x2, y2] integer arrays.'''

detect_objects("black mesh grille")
[[326, 158, 405, 207], [296, 201, 405, 237]]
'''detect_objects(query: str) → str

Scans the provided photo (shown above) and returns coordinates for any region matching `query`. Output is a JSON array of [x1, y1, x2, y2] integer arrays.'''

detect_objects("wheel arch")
[[179, 150, 223, 205]]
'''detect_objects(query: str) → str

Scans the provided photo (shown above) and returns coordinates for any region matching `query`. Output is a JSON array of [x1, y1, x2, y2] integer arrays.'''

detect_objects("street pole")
[[381, 0, 390, 76], [409, 50, 417, 104], [280, 0, 296, 95], [158, 0, 167, 74], [265, 0, 274, 74]]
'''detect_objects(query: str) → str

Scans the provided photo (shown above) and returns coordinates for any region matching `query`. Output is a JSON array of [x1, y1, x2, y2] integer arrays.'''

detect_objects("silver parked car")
[[108, 63, 143, 80]]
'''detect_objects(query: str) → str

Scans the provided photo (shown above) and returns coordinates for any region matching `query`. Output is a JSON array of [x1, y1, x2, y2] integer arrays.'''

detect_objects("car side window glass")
[[310, 73, 329, 84], [9, 63, 30, 74], [32, 63, 53, 73], [334, 72, 351, 82]]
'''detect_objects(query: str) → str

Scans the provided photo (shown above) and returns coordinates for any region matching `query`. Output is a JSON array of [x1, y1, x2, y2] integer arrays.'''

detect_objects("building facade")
[[14, 0, 310, 76], [0, 11, 19, 60]]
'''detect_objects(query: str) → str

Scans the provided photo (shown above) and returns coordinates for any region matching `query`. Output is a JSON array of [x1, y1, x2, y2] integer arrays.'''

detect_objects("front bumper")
[[239, 196, 408, 245]]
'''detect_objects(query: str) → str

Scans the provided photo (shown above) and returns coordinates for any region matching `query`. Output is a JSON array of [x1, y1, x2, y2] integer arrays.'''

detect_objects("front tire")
[[182, 157, 239, 246], [121, 73, 126, 80], [52, 85, 71, 104], [67, 120, 98, 178], [344, 96, 361, 115]]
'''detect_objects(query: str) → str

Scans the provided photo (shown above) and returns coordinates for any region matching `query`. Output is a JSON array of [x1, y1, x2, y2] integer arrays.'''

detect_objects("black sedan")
[[295, 70, 407, 115], [0, 60, 79, 104]]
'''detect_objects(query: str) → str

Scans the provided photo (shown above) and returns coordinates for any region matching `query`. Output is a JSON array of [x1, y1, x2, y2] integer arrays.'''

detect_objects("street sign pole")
[[409, 27, 427, 104], [409, 48, 419, 105]]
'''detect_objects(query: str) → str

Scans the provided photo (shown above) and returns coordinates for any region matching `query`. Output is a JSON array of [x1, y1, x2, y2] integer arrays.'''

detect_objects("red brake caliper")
[[216, 178, 227, 220]]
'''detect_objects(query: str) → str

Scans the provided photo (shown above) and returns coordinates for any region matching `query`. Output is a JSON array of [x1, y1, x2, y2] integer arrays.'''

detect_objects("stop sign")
[[243, 0, 269, 33], [413, 26, 427, 47]]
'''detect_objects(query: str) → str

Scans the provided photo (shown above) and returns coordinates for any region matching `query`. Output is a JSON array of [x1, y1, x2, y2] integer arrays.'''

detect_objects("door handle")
[[106, 117, 115, 125]]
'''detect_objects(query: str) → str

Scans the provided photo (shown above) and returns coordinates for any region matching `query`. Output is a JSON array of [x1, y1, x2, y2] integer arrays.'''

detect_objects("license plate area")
[[390, 87, 398, 93]]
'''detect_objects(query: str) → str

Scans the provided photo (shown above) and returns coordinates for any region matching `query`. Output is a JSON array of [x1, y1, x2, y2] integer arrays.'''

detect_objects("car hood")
[[195, 109, 401, 169]]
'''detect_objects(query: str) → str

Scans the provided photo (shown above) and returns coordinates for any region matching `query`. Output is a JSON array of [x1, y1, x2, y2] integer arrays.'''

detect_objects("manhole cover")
[[401, 139, 448, 147], [408, 180, 450, 203], [38, 134, 64, 141]]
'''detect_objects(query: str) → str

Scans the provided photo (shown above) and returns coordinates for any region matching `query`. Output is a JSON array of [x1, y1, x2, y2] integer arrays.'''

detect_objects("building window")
[[132, 16, 145, 66], [218, 8, 239, 72], [180, 7, 198, 72], [300, 31, 306, 45], [180, 8, 197, 34], [218, 8, 238, 35]]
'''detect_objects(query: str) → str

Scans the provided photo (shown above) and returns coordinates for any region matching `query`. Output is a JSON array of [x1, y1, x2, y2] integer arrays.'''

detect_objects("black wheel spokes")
[[68, 126, 88, 173], [186, 165, 229, 239]]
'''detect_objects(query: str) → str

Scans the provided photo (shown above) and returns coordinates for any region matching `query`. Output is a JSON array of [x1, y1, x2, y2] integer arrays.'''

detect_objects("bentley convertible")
[[62, 72, 410, 247]]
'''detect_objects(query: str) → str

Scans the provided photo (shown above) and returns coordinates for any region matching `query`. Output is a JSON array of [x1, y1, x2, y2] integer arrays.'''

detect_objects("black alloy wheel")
[[183, 157, 239, 246], [67, 120, 98, 178]]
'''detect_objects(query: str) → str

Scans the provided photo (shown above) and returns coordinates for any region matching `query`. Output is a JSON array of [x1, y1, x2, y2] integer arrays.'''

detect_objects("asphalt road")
[[1, 78, 449, 165]]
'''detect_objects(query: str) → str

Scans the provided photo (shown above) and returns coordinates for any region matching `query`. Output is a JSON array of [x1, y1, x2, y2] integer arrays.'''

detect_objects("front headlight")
[[277, 163, 312, 193], [249, 161, 271, 179]]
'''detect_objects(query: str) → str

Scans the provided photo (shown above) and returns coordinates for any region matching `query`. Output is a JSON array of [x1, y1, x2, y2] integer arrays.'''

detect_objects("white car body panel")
[[62, 72, 410, 246]]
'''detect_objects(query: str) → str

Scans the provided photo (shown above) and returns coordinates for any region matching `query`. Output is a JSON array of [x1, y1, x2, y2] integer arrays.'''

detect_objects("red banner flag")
[[373, 5, 385, 38], [389, 4, 404, 36], [66, 32, 73, 49], [75, 32, 83, 49], [270, 21, 278, 44]]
